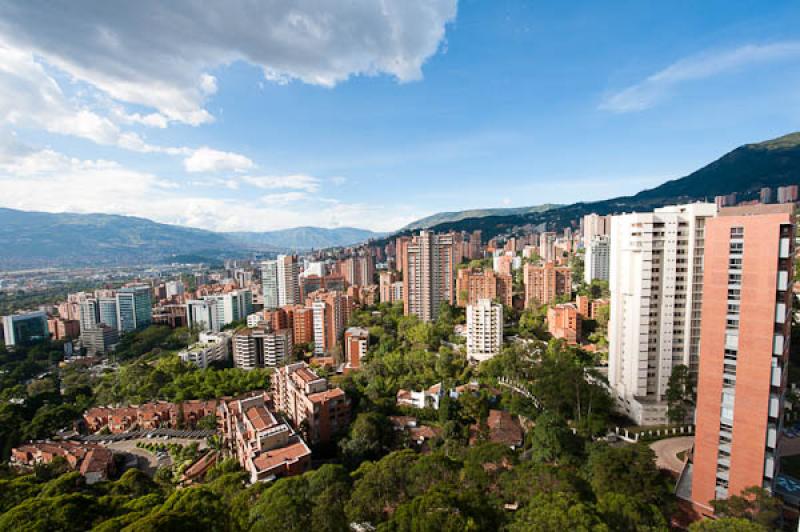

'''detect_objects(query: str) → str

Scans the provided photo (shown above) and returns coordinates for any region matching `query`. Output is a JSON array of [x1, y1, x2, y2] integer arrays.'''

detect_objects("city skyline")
[[1, 2, 800, 233]]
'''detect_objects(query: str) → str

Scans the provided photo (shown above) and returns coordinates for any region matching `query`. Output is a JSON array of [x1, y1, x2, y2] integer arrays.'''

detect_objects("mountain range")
[[0, 209, 380, 268], [398, 131, 800, 239], [1, 131, 799, 268]]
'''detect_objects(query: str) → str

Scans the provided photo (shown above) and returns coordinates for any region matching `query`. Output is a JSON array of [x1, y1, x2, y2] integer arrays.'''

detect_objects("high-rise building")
[[582, 213, 611, 247], [608, 203, 716, 425], [115, 286, 152, 333], [186, 299, 221, 332], [687, 204, 794, 512], [98, 297, 118, 330], [261, 260, 279, 309], [79, 297, 100, 332], [310, 291, 349, 356], [538, 232, 557, 262], [2, 311, 48, 346], [402, 231, 455, 322], [466, 299, 503, 363], [81, 325, 119, 356], [760, 187, 773, 204], [379, 271, 398, 303], [277, 255, 300, 306], [456, 268, 513, 308], [584, 235, 610, 284], [165, 280, 184, 299], [523, 262, 571, 308], [341, 254, 375, 287]]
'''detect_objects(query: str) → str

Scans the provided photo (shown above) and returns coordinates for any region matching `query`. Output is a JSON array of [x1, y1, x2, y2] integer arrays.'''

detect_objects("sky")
[[1, 1, 800, 233]]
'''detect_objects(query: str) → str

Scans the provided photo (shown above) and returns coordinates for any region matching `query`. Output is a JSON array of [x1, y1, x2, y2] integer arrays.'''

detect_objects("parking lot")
[[77, 428, 216, 444]]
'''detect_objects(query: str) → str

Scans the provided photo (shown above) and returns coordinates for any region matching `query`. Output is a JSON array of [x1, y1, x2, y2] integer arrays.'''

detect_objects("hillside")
[[416, 131, 800, 240], [402, 204, 562, 231], [0, 209, 380, 268], [227, 226, 383, 250]]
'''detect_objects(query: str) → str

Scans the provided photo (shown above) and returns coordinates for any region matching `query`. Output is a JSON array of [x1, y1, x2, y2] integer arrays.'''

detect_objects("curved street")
[[650, 436, 694, 474]]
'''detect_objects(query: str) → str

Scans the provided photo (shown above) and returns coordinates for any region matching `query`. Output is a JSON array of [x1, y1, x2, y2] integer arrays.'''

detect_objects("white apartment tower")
[[261, 260, 279, 310], [608, 203, 717, 425], [584, 235, 610, 284], [466, 299, 503, 363], [582, 213, 611, 247], [277, 255, 300, 306]]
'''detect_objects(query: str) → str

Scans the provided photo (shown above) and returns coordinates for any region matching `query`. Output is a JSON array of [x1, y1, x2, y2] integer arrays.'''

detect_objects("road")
[[106, 437, 209, 475], [650, 436, 693, 474]]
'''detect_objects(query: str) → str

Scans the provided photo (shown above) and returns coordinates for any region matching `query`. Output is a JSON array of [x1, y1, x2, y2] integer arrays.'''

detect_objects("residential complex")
[[271, 362, 351, 445], [232, 325, 293, 369], [456, 267, 512, 308], [523, 262, 572, 308], [547, 303, 581, 345], [179, 331, 232, 368]]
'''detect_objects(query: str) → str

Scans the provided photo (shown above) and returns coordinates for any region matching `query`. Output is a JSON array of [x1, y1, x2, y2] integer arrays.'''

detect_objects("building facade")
[[584, 235, 610, 284], [608, 203, 716, 425], [402, 231, 455, 322], [689, 205, 794, 511], [523, 262, 572, 308], [466, 299, 503, 363]]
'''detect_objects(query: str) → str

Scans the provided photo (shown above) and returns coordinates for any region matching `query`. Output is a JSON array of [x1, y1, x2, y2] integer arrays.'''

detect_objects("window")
[[730, 227, 744, 237]]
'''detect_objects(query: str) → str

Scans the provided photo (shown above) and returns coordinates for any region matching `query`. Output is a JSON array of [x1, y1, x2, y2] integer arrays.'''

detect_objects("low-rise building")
[[179, 331, 232, 368], [547, 303, 581, 345], [11, 441, 114, 484], [344, 327, 369, 371], [82, 400, 217, 434]]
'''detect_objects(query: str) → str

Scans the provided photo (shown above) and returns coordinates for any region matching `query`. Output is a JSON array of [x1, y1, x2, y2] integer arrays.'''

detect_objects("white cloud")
[[240, 174, 320, 192], [183, 147, 255, 173], [0, 0, 457, 125], [601, 41, 800, 112], [0, 140, 408, 232], [260, 191, 308, 205]]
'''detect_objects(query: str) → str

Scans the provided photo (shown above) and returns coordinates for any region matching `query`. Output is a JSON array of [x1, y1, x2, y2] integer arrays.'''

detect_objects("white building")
[[277, 255, 300, 306], [232, 326, 293, 370], [608, 203, 716, 425], [186, 299, 221, 332], [261, 260, 279, 310], [539, 232, 556, 262], [582, 213, 611, 247], [165, 280, 184, 299], [466, 299, 503, 363], [179, 331, 232, 369], [584, 235, 610, 284]]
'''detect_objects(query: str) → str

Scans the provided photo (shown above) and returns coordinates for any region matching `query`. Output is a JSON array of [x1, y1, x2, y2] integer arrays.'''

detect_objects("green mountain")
[[0, 209, 381, 268], [402, 204, 562, 231], [415, 131, 800, 240]]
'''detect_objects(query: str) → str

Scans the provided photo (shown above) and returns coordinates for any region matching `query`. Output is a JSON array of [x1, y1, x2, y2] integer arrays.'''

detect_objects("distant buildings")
[[523, 262, 571, 308], [2, 310, 48, 346], [402, 231, 455, 322], [379, 271, 403, 304], [47, 317, 80, 341], [466, 299, 503, 363], [187, 290, 253, 332], [547, 303, 581, 345], [582, 213, 611, 247], [584, 235, 610, 284], [688, 204, 794, 512], [81, 325, 119, 355], [456, 268, 513, 308], [261, 260, 279, 309], [271, 362, 351, 445], [83, 400, 217, 433], [777, 184, 799, 204], [608, 203, 716, 425]]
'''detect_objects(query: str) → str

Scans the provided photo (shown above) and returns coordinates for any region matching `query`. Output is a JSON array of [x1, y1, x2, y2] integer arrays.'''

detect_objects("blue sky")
[[1, 1, 799, 232]]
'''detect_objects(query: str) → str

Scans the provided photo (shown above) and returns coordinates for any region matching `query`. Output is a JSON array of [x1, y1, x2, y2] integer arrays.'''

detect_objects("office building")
[[584, 235, 611, 284], [81, 325, 119, 356], [116, 286, 152, 333], [186, 299, 221, 332], [402, 231, 455, 322], [523, 262, 572, 308], [608, 203, 716, 425], [2, 311, 49, 346], [98, 297, 118, 330], [688, 204, 794, 512], [261, 260, 279, 309], [466, 299, 503, 363], [79, 297, 100, 332]]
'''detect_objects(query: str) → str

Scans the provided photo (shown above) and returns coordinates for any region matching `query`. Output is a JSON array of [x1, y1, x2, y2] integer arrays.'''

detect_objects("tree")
[[527, 411, 582, 465], [509, 492, 607, 532], [711, 486, 780, 529], [339, 412, 394, 467], [346, 450, 418, 524], [595, 492, 668, 531], [666, 364, 695, 424], [689, 518, 766, 531]]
